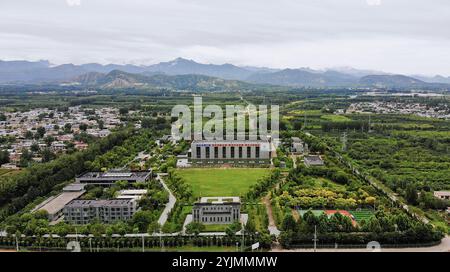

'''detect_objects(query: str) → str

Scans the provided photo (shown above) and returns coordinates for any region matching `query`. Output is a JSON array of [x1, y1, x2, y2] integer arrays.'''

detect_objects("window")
[[222, 147, 227, 158], [247, 147, 251, 158], [230, 147, 235, 158], [238, 147, 243, 158], [196, 146, 201, 159], [205, 146, 210, 158], [256, 146, 260, 158], [214, 146, 218, 158]]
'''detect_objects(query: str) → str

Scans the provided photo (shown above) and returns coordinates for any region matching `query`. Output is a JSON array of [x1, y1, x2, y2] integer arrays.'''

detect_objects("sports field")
[[175, 168, 270, 197]]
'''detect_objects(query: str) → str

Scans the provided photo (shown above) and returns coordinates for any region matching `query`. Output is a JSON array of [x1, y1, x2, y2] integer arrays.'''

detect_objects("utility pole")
[[141, 235, 145, 253], [89, 238, 92, 252], [241, 222, 245, 252], [15, 235, 19, 252], [341, 132, 347, 152], [312, 225, 318, 252], [304, 114, 307, 130]]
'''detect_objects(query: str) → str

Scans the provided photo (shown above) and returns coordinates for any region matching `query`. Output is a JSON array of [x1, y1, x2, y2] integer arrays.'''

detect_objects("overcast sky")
[[1, 0, 449, 75]]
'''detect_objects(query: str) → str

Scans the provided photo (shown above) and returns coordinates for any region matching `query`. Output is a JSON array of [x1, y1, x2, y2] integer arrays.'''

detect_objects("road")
[[271, 236, 450, 252], [156, 173, 176, 227]]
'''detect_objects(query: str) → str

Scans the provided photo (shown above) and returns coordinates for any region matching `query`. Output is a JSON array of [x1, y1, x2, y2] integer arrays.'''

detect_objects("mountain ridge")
[[0, 58, 449, 89]]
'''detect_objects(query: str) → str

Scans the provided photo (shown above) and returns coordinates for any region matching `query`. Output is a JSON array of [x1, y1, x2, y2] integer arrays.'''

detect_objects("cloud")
[[66, 0, 81, 7], [366, 0, 382, 6], [0, 0, 449, 75]]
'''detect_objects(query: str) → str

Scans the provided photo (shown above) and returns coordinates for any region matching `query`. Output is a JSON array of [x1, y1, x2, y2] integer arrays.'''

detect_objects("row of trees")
[[0, 127, 135, 221], [280, 208, 444, 247]]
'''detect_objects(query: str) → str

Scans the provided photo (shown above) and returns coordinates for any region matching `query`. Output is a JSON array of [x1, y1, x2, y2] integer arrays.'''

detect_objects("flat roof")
[[198, 196, 240, 204], [118, 189, 148, 195], [63, 183, 86, 192], [76, 170, 151, 180], [434, 191, 450, 196], [66, 199, 133, 208], [304, 155, 324, 164], [38, 191, 85, 215]]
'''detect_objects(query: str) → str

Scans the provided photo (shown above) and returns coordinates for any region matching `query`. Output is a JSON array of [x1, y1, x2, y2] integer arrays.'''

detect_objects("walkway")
[[156, 173, 176, 227], [263, 194, 280, 237]]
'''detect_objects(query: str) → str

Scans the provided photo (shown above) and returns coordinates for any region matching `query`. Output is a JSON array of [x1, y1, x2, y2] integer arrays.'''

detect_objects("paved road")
[[156, 174, 176, 227], [271, 236, 450, 252]]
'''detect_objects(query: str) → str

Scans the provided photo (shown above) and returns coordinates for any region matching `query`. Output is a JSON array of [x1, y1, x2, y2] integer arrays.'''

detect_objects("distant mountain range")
[[71, 70, 254, 90], [1, 58, 449, 89]]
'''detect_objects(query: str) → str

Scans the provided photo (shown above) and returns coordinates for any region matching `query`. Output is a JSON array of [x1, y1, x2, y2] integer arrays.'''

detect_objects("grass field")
[[321, 114, 352, 122], [175, 168, 270, 197], [202, 224, 234, 232], [350, 210, 375, 222], [0, 169, 21, 177]]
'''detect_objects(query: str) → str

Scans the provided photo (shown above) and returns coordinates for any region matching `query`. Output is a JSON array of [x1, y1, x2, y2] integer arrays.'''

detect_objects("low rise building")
[[192, 197, 241, 225], [75, 170, 152, 185], [116, 189, 148, 200], [304, 155, 325, 167], [33, 185, 86, 222], [433, 191, 450, 200], [291, 137, 305, 153], [63, 199, 137, 225], [189, 139, 272, 166]]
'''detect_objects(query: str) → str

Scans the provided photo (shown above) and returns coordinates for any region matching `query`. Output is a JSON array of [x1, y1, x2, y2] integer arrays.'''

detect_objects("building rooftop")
[[198, 196, 240, 204], [66, 199, 134, 208], [36, 191, 85, 215], [63, 183, 86, 192], [304, 155, 325, 166], [434, 191, 450, 196], [76, 170, 151, 180]]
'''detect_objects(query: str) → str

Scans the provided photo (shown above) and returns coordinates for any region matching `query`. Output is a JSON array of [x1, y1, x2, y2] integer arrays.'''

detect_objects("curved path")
[[156, 173, 176, 227]]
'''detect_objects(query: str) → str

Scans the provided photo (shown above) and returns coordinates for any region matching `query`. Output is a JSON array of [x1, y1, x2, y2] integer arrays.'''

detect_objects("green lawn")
[[175, 168, 270, 197], [203, 224, 234, 232], [321, 114, 352, 122], [350, 210, 375, 222], [0, 169, 20, 176]]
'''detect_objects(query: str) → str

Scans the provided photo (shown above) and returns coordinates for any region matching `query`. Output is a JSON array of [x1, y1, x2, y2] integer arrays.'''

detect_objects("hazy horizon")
[[1, 0, 450, 76]]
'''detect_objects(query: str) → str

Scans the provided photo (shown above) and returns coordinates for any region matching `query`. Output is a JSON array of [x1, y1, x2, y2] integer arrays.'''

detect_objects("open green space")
[[0, 169, 21, 177], [350, 210, 375, 222], [202, 224, 232, 232], [175, 168, 270, 197], [321, 114, 352, 122]]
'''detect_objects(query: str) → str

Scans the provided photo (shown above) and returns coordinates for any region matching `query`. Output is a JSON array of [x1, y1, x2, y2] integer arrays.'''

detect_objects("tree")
[[225, 222, 241, 237], [245, 218, 256, 234], [0, 150, 9, 165], [79, 123, 88, 131], [185, 222, 205, 235], [147, 222, 161, 234], [64, 123, 72, 133], [44, 136, 55, 146], [97, 119, 104, 130], [405, 184, 418, 205], [36, 127, 46, 138], [19, 149, 32, 167], [132, 210, 156, 232], [30, 142, 40, 153], [25, 130, 33, 139], [281, 214, 298, 232], [119, 108, 129, 115], [41, 148, 55, 163]]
